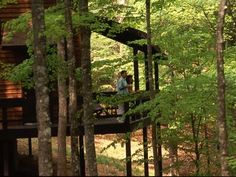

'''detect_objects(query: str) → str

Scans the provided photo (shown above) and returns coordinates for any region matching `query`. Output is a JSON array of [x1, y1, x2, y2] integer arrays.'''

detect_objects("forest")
[[0, 0, 235, 176]]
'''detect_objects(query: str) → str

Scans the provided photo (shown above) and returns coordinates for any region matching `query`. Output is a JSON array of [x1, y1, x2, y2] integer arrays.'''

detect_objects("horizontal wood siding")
[[0, 46, 29, 124], [0, 0, 69, 126], [0, 81, 22, 99], [0, 0, 56, 22], [0, 81, 23, 123]]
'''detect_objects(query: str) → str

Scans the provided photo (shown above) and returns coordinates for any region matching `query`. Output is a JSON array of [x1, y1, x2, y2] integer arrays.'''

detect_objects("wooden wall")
[[0, 0, 56, 22], [0, 0, 56, 125]]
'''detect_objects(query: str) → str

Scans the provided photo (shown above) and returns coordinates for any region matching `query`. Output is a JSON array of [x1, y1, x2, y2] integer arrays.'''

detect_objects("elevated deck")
[[0, 92, 151, 140], [0, 93, 151, 176], [0, 116, 151, 139]]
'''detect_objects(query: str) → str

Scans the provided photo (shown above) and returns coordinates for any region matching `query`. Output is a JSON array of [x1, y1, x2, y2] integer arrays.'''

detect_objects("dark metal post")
[[143, 127, 149, 176], [154, 59, 163, 176], [28, 138, 33, 157], [154, 61, 159, 91], [157, 122, 163, 176], [124, 102, 130, 126], [126, 134, 132, 177], [133, 49, 139, 91], [11, 139, 18, 175], [2, 107, 7, 130], [3, 142, 9, 176], [144, 53, 149, 91], [79, 135, 85, 176]]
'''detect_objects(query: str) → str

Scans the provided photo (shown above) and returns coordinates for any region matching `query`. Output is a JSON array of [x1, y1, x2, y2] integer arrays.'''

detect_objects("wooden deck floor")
[[0, 116, 151, 140]]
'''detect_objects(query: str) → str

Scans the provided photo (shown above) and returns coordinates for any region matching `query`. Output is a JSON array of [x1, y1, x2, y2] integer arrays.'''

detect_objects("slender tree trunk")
[[169, 142, 179, 176], [204, 122, 211, 175], [216, 0, 230, 176], [57, 38, 68, 176], [146, 0, 162, 176], [168, 71, 179, 176], [31, 0, 53, 175], [64, 0, 80, 175], [79, 0, 98, 176], [190, 114, 200, 175]]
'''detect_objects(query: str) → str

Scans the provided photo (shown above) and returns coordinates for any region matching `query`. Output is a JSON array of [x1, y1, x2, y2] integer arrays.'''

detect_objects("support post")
[[28, 138, 33, 157], [154, 60, 163, 176], [11, 140, 18, 175], [3, 142, 9, 176], [143, 127, 149, 176], [2, 107, 7, 130], [126, 134, 132, 176], [157, 122, 163, 176], [144, 53, 149, 91], [79, 135, 85, 176], [154, 61, 159, 91], [133, 49, 139, 91]]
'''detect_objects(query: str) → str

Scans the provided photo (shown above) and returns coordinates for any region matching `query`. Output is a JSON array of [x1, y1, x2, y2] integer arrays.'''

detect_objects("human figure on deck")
[[116, 70, 129, 114], [117, 70, 129, 95], [126, 74, 133, 93]]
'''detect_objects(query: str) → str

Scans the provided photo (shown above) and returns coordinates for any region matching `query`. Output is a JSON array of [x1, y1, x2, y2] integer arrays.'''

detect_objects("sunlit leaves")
[[5, 59, 34, 89], [0, 0, 16, 9]]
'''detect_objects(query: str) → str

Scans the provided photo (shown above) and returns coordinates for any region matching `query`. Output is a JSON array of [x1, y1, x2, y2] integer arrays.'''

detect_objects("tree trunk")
[[79, 0, 98, 176], [168, 72, 179, 176], [190, 114, 200, 175], [31, 0, 53, 176], [169, 142, 179, 176], [146, 0, 162, 176], [204, 123, 211, 175], [64, 0, 80, 175], [216, 0, 229, 176], [57, 38, 68, 176]]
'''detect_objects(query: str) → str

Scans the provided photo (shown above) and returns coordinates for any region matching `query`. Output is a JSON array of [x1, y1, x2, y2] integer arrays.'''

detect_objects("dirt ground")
[[15, 128, 199, 176]]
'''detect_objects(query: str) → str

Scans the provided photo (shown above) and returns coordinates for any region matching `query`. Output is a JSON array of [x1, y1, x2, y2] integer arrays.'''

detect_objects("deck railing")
[[0, 91, 150, 129], [94, 91, 150, 124]]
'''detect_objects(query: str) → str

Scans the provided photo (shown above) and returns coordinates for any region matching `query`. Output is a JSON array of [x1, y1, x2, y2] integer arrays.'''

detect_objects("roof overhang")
[[0, 15, 167, 59]]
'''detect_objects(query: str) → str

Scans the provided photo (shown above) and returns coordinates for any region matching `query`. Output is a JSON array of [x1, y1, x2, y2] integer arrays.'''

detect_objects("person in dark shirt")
[[126, 74, 133, 93]]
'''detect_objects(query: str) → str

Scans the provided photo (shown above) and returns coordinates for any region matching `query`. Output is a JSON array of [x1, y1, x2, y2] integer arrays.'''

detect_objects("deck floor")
[[0, 116, 151, 139]]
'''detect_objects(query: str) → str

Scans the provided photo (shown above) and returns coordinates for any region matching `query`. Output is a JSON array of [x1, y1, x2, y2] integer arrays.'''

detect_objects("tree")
[[146, 0, 162, 176], [216, 0, 230, 175], [31, 0, 53, 175], [79, 0, 98, 176], [64, 0, 80, 175], [57, 38, 67, 176], [56, 8, 68, 174]]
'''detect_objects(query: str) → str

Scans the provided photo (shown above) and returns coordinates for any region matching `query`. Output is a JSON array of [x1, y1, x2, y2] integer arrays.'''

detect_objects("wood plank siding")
[[0, 0, 56, 126], [0, 0, 56, 21]]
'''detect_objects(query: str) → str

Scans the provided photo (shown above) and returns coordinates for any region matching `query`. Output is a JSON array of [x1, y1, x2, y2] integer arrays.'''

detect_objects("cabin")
[[0, 0, 163, 176]]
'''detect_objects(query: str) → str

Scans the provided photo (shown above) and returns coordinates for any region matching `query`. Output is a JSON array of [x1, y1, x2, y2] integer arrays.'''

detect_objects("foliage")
[[4, 59, 33, 89], [0, 61, 14, 79], [1, 0, 236, 175], [0, 0, 16, 9], [4, 46, 60, 91]]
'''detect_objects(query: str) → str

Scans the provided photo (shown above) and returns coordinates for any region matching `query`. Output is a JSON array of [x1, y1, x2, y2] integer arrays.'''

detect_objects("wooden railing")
[[0, 91, 150, 129], [93, 91, 150, 123]]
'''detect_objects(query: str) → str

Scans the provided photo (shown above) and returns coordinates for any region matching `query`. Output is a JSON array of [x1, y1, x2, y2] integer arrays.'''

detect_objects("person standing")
[[117, 70, 129, 94], [126, 74, 134, 93], [116, 70, 128, 114]]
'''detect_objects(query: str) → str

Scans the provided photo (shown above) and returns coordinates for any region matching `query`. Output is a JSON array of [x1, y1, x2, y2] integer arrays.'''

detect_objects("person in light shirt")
[[116, 70, 129, 114], [117, 70, 129, 94]]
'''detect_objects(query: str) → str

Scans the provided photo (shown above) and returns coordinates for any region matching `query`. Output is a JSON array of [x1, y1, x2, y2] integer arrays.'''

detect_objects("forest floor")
[[16, 128, 194, 176]]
